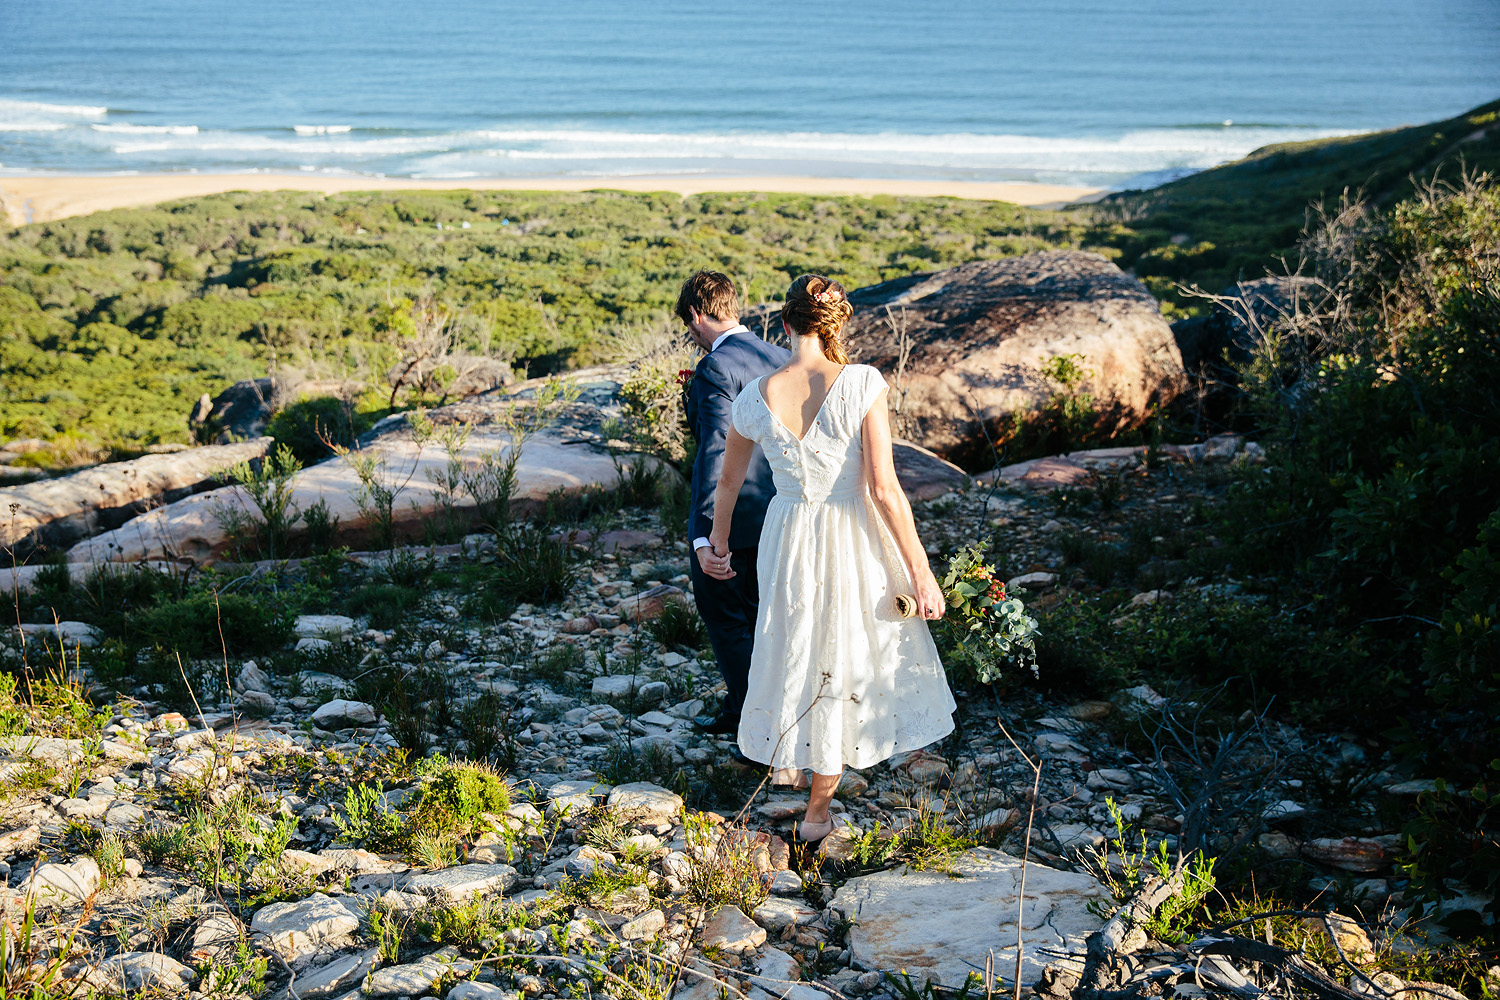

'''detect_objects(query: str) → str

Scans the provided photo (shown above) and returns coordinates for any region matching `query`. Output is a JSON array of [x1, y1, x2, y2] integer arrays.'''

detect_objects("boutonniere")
[[675, 369, 695, 387]]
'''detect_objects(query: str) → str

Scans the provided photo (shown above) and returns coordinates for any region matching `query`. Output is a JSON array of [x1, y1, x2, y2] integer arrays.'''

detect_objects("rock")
[[279, 850, 338, 877], [593, 674, 649, 700], [27, 857, 100, 903], [235, 660, 273, 693], [365, 959, 451, 998], [66, 367, 673, 567], [561, 615, 600, 634], [450, 984, 520, 1000], [620, 584, 692, 623], [403, 863, 518, 902], [1303, 913, 1375, 965], [699, 904, 768, 954], [829, 847, 1107, 987], [188, 909, 243, 963], [607, 782, 684, 819], [620, 908, 667, 941], [95, 952, 199, 992], [1257, 832, 1301, 859], [1050, 823, 1106, 852], [1301, 837, 1397, 873], [1006, 571, 1056, 591], [1086, 768, 1133, 792], [295, 614, 356, 640], [844, 252, 1184, 464], [889, 440, 970, 501], [753, 897, 821, 931], [975, 808, 1021, 836], [1067, 701, 1112, 721], [190, 377, 279, 443], [768, 869, 804, 895], [1384, 779, 1440, 796], [0, 438, 274, 558], [250, 892, 361, 962], [11, 620, 105, 650], [278, 948, 379, 1000], [238, 689, 277, 713], [311, 699, 378, 728]]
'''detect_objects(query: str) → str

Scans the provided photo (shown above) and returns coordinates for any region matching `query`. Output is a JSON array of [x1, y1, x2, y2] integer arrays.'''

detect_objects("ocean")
[[2, 0, 1498, 189]]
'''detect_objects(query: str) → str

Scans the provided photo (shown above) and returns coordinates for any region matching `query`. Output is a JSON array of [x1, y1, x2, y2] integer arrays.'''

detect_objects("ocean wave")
[[0, 98, 108, 118], [0, 122, 69, 132], [292, 125, 353, 135], [91, 124, 200, 135]]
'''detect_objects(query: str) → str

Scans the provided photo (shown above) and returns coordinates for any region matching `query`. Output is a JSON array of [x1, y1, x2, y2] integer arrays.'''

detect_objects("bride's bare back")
[[760, 359, 847, 442]]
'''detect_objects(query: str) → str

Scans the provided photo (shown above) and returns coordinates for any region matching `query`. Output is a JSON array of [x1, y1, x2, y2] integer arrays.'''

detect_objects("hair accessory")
[[814, 289, 839, 303]]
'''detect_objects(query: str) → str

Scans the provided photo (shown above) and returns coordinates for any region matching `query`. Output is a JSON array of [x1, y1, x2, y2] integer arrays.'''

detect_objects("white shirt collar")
[[710, 324, 750, 352]]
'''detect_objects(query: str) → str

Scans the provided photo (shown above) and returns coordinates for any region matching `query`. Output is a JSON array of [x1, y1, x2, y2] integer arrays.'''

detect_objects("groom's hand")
[[697, 543, 736, 581]]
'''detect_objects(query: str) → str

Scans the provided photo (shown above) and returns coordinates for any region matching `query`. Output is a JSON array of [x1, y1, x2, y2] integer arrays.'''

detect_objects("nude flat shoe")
[[797, 817, 836, 844]]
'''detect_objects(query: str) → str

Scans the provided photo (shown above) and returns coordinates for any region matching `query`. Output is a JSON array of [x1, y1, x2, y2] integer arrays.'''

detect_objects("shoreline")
[[0, 173, 1107, 227]]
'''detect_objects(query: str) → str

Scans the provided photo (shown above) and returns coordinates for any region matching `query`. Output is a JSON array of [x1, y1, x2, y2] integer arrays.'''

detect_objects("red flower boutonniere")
[[675, 369, 695, 387]]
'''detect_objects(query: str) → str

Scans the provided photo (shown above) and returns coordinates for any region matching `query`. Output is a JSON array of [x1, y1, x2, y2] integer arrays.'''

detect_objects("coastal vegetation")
[[2, 101, 1499, 998]]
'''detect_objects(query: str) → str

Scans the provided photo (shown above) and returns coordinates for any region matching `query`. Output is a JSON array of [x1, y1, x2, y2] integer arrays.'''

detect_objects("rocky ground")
[[1, 440, 1488, 1000]]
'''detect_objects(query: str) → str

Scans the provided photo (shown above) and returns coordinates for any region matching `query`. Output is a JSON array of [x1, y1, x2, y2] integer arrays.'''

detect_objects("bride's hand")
[[915, 569, 946, 620], [699, 538, 735, 581]]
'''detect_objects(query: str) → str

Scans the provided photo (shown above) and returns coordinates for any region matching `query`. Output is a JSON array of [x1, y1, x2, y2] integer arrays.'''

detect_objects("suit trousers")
[[689, 545, 760, 720]]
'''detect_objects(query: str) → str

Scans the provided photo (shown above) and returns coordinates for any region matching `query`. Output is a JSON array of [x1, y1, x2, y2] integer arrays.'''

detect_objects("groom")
[[678, 271, 790, 738]]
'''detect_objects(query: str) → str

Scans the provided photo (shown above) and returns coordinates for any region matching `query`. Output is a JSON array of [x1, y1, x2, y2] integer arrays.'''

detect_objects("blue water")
[[2, 0, 1498, 188]]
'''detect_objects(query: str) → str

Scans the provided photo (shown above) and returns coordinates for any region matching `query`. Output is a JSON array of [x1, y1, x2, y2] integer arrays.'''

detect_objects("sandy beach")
[[0, 173, 1105, 227]]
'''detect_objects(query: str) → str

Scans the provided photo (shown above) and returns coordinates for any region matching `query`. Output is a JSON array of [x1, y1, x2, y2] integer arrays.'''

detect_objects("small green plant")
[[215, 443, 305, 560], [135, 823, 193, 867], [333, 781, 408, 850], [196, 938, 269, 999], [409, 762, 512, 838], [678, 813, 770, 913], [1087, 797, 1217, 944], [0, 887, 93, 1000], [366, 901, 409, 964], [93, 833, 127, 885], [417, 897, 528, 954], [645, 600, 707, 652]]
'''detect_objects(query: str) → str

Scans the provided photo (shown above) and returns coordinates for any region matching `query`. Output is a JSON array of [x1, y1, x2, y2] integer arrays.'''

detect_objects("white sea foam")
[[292, 125, 354, 135], [0, 99, 107, 118], [91, 124, 199, 135], [0, 123, 69, 132]]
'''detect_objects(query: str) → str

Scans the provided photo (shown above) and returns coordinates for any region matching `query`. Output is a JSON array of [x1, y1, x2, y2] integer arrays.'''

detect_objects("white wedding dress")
[[732, 363, 956, 774]]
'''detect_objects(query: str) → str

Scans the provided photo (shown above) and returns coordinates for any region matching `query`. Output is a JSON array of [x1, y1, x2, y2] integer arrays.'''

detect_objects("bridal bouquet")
[[939, 543, 1040, 681]]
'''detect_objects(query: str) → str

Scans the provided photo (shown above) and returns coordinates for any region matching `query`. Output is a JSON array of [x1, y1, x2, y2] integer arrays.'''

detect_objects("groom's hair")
[[675, 270, 740, 324]]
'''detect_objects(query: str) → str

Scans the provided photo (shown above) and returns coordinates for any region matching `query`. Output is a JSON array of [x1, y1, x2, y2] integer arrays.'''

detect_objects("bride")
[[702, 274, 956, 843]]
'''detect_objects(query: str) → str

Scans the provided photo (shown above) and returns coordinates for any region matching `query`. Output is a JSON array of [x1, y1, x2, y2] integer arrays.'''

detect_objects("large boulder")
[[189, 377, 280, 444], [843, 251, 1185, 465], [828, 847, 1108, 987], [0, 438, 273, 558], [68, 367, 672, 566]]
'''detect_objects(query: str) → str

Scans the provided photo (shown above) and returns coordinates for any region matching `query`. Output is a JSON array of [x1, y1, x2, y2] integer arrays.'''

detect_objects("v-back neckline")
[[759, 365, 849, 445]]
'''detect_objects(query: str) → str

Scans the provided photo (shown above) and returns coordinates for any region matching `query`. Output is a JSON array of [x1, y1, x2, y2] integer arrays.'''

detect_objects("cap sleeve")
[[731, 379, 762, 441], [859, 365, 890, 419]]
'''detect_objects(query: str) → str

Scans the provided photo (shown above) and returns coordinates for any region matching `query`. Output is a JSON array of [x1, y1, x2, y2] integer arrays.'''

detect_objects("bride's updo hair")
[[782, 274, 853, 364]]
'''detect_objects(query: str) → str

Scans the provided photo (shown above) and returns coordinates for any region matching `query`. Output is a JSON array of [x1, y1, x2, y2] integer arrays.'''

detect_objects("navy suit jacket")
[[685, 331, 792, 551]]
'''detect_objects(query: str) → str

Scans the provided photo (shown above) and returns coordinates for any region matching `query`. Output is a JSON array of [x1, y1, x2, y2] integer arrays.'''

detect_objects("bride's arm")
[[704, 427, 755, 580], [863, 389, 945, 619]]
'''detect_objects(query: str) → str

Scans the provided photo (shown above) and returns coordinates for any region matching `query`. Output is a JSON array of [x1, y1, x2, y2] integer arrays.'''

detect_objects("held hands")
[[698, 540, 735, 580], [914, 567, 946, 621]]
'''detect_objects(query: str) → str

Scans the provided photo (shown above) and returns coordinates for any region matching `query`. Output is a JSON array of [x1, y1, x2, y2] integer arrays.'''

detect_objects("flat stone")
[[13, 620, 103, 648], [1067, 701, 1113, 721], [402, 863, 518, 902], [296, 637, 334, 653], [619, 584, 691, 623], [620, 908, 667, 941], [768, 870, 804, 896], [829, 847, 1107, 987], [1301, 837, 1397, 873], [95, 952, 198, 992], [699, 904, 767, 954], [295, 614, 356, 639], [105, 802, 147, 827], [1384, 779, 1439, 796], [592, 674, 648, 700], [1051, 823, 1106, 852], [311, 699, 377, 728], [607, 782, 683, 819], [753, 897, 821, 931], [276, 948, 379, 1000], [250, 893, 361, 962], [188, 909, 243, 963], [449, 984, 520, 1000], [1006, 571, 1057, 591], [365, 960, 449, 998], [1087, 768, 1133, 791]]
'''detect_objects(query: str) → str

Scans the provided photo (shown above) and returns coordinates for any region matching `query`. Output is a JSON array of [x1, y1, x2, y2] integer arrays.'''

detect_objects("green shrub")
[[409, 763, 512, 838], [130, 591, 295, 659]]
